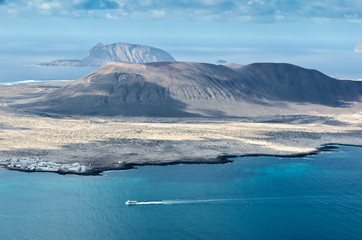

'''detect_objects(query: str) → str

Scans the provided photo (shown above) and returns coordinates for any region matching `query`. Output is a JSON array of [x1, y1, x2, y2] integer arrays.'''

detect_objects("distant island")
[[39, 42, 176, 66], [355, 40, 362, 52]]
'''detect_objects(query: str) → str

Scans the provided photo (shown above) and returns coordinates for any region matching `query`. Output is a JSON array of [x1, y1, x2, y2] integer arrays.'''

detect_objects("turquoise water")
[[0, 145, 361, 240]]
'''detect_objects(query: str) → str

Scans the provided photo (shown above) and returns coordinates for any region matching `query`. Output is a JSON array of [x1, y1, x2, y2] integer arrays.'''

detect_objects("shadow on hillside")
[[13, 75, 203, 118]]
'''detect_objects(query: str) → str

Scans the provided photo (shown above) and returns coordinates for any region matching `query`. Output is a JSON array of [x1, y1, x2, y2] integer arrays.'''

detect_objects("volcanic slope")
[[40, 42, 176, 66], [22, 62, 362, 117]]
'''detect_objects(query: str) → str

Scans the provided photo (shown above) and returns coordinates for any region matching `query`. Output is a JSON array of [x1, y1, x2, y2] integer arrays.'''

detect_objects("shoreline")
[[0, 89, 361, 177], [1, 143, 360, 176]]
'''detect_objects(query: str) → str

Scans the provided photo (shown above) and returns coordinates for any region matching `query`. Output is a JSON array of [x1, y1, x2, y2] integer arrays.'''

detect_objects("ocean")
[[1, 56, 362, 86], [0, 60, 97, 85], [0, 145, 361, 240]]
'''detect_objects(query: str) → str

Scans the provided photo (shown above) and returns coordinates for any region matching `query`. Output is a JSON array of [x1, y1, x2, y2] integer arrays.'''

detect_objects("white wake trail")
[[133, 199, 233, 205], [127, 195, 331, 206]]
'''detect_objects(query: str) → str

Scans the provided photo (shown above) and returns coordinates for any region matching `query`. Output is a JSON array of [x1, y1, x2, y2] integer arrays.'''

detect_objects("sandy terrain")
[[0, 104, 361, 173], [0, 81, 361, 174]]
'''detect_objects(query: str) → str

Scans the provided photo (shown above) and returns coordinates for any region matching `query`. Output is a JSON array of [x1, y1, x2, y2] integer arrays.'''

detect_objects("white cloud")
[[26, 0, 62, 10], [150, 9, 166, 18], [105, 12, 119, 19], [0, 0, 362, 23], [137, 0, 153, 7], [197, 0, 225, 6], [247, 0, 264, 6]]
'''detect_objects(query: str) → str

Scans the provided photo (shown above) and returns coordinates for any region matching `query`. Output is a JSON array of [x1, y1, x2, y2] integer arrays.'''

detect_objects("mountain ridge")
[[19, 61, 362, 117], [39, 42, 176, 66]]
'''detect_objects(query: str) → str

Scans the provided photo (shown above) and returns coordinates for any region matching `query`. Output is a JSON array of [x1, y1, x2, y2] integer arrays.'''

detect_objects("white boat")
[[125, 200, 138, 205]]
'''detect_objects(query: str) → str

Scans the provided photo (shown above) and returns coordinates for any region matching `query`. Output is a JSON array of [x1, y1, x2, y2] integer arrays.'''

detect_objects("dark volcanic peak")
[[40, 42, 175, 67], [23, 62, 362, 117], [235, 63, 362, 105]]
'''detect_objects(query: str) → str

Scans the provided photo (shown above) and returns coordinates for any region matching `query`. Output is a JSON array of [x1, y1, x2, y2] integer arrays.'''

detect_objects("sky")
[[1, 0, 362, 78]]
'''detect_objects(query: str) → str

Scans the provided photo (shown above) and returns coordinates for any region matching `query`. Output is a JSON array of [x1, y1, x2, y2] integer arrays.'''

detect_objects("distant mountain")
[[40, 42, 176, 66], [225, 63, 243, 69], [355, 40, 362, 52], [216, 60, 227, 64], [22, 62, 362, 117]]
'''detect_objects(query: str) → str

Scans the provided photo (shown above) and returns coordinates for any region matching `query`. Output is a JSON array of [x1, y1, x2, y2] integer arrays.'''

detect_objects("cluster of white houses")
[[0, 157, 87, 173]]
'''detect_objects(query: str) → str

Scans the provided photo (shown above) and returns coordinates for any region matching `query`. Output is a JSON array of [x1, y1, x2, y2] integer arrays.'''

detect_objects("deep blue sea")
[[0, 145, 361, 240]]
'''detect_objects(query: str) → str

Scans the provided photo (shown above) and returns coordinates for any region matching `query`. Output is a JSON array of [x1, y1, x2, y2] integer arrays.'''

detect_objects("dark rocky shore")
[[2, 144, 357, 176]]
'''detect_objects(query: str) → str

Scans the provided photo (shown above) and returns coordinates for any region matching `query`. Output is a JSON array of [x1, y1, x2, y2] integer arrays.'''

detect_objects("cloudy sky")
[[1, 0, 362, 77]]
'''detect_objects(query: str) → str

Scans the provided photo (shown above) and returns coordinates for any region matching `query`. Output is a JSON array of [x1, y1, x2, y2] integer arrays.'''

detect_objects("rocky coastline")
[[1, 144, 358, 176], [0, 157, 89, 175]]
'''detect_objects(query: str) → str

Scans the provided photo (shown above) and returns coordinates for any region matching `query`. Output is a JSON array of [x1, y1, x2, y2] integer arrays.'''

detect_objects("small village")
[[0, 157, 87, 173]]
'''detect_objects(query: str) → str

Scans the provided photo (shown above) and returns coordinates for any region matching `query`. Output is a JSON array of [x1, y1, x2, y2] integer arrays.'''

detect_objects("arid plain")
[[0, 80, 361, 173]]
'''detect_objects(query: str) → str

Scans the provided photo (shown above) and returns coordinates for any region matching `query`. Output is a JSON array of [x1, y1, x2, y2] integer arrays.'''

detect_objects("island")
[[39, 42, 176, 66], [0, 61, 361, 175]]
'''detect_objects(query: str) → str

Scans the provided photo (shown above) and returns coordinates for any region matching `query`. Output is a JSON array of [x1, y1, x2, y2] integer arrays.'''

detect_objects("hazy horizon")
[[1, 0, 362, 78]]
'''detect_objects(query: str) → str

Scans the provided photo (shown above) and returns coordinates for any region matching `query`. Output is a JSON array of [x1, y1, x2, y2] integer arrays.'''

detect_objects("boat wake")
[[126, 195, 333, 206], [132, 199, 230, 205]]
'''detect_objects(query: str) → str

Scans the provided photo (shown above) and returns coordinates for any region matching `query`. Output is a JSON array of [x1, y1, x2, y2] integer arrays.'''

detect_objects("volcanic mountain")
[[24, 62, 362, 117], [40, 42, 176, 66]]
